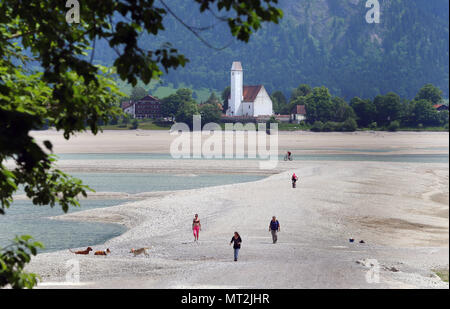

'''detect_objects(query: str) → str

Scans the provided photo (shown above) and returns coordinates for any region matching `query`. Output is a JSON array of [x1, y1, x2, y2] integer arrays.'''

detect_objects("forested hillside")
[[93, 0, 449, 100]]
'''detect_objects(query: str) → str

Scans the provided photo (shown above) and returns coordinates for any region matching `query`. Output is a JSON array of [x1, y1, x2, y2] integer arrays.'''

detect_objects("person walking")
[[269, 216, 280, 244], [291, 173, 298, 188], [192, 214, 201, 242], [229, 232, 242, 261]]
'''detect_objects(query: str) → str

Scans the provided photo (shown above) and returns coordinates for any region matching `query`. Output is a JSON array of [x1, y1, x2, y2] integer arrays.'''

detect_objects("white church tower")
[[229, 61, 243, 116], [226, 61, 273, 117]]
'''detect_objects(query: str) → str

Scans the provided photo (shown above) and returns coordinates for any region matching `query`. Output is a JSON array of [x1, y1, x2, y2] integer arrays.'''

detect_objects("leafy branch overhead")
[[0, 1, 283, 288]]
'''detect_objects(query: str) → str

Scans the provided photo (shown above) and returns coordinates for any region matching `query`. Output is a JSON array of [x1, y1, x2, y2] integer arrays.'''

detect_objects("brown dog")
[[94, 248, 111, 256], [69, 247, 93, 255]]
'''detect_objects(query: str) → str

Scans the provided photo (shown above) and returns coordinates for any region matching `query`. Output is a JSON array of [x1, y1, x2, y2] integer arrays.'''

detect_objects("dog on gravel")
[[69, 247, 93, 255], [94, 248, 111, 256], [130, 247, 151, 257]]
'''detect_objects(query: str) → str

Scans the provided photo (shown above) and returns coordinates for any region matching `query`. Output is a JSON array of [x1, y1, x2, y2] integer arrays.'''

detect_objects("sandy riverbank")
[[21, 131, 449, 288]]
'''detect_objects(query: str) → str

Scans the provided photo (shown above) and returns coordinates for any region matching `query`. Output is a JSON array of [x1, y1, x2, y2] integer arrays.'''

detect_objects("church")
[[226, 62, 273, 117]]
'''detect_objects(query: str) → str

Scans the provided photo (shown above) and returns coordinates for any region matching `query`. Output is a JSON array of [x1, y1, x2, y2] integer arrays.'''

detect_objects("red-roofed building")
[[122, 95, 162, 119], [291, 105, 307, 123], [226, 62, 273, 117], [122, 100, 135, 117], [433, 104, 449, 111], [134, 95, 162, 119]]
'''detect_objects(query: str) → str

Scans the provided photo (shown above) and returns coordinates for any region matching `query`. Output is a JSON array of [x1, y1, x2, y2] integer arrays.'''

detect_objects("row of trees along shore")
[[122, 83, 448, 132]]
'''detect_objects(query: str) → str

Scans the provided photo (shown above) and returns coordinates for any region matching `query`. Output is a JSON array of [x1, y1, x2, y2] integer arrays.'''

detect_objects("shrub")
[[342, 118, 358, 132], [368, 122, 377, 130], [323, 121, 339, 132], [387, 120, 400, 132], [130, 119, 139, 130], [311, 121, 324, 132]]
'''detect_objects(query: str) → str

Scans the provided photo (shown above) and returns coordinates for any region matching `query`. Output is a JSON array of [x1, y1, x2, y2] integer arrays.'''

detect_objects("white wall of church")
[[252, 86, 273, 116], [242, 102, 254, 116]]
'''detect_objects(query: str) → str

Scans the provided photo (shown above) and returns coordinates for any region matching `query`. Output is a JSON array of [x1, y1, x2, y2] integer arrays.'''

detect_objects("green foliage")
[[350, 97, 377, 127], [373, 92, 402, 126], [341, 118, 358, 132], [322, 121, 340, 132], [415, 84, 444, 105], [0, 0, 282, 289], [130, 87, 148, 102], [271, 91, 288, 114], [161, 88, 197, 120], [388, 120, 401, 132], [412, 99, 440, 126], [311, 121, 324, 132], [291, 84, 312, 101], [221, 86, 231, 112], [199, 102, 222, 124], [176, 100, 200, 129], [102, 1, 448, 100], [131, 119, 139, 130], [0, 235, 44, 289], [122, 115, 131, 125]]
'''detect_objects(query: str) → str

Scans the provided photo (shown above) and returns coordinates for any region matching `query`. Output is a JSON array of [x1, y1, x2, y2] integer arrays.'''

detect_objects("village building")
[[291, 105, 307, 123], [433, 104, 449, 112], [122, 100, 135, 117], [226, 62, 273, 117], [122, 95, 162, 119]]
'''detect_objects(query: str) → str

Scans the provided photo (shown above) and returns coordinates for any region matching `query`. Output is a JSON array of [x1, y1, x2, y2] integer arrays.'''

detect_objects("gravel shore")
[[21, 131, 449, 288]]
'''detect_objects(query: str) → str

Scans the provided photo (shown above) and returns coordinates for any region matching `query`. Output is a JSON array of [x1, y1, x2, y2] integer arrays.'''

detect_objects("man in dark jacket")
[[269, 216, 280, 244]]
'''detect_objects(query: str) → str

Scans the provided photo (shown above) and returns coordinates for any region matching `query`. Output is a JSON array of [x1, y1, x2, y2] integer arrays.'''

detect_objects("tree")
[[412, 99, 440, 126], [161, 94, 182, 120], [291, 84, 312, 100], [415, 84, 443, 105], [221, 86, 231, 113], [311, 121, 324, 132], [176, 101, 200, 129], [438, 110, 449, 127], [0, 0, 283, 288], [350, 97, 377, 127], [130, 87, 148, 102], [332, 97, 355, 123], [304, 87, 334, 124], [373, 92, 402, 126], [388, 120, 401, 132], [161, 88, 196, 120], [341, 118, 358, 132], [200, 102, 222, 124], [271, 91, 287, 114], [205, 92, 221, 107], [131, 119, 139, 129]]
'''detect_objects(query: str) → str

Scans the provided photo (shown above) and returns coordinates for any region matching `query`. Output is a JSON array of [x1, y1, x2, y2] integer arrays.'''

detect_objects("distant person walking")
[[229, 232, 242, 261], [269, 216, 280, 244], [192, 214, 201, 242], [291, 173, 298, 188]]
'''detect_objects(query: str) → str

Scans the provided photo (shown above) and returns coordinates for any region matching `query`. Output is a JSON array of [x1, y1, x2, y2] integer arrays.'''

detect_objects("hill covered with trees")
[[93, 0, 449, 100]]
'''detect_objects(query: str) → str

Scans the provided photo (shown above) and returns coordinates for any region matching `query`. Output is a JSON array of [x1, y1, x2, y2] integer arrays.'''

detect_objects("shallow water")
[[1, 174, 265, 252], [70, 173, 265, 194], [56, 152, 449, 164], [0, 199, 127, 252]]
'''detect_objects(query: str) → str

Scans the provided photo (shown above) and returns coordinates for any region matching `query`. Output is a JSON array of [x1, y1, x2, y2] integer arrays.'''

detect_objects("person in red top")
[[291, 173, 298, 188], [192, 214, 201, 242]]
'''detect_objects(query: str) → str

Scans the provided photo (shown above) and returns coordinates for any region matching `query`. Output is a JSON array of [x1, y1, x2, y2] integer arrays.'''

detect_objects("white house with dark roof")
[[226, 62, 273, 117]]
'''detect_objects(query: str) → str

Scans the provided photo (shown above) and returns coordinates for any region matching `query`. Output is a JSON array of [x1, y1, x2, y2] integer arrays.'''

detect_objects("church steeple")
[[230, 61, 243, 116]]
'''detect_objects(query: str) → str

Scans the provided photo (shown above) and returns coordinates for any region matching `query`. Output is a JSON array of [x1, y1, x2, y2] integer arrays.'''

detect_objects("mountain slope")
[[94, 0, 449, 100]]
